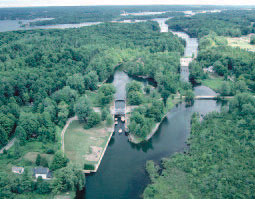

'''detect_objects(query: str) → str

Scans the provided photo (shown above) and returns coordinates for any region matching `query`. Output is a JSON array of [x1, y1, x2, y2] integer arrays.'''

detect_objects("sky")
[[0, 0, 255, 8]]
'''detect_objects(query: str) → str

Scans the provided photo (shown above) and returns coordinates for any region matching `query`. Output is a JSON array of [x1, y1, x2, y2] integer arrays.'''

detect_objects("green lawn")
[[227, 36, 255, 51], [201, 77, 225, 92], [64, 120, 112, 170]]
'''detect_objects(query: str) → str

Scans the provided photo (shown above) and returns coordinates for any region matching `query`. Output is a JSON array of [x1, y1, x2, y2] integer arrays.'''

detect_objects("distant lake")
[[0, 19, 101, 32]]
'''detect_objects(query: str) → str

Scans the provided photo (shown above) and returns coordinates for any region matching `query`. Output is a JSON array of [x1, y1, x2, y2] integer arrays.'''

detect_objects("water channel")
[[84, 19, 222, 199]]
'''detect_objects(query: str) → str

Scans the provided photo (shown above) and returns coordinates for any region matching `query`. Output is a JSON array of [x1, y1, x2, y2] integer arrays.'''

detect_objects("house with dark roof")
[[12, 166, 24, 174], [32, 167, 52, 180]]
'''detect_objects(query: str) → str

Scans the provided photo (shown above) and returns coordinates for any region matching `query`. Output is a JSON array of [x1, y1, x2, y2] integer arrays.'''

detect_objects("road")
[[0, 137, 16, 154]]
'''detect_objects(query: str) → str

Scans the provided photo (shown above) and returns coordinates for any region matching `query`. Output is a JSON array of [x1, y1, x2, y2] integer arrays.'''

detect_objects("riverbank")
[[64, 119, 114, 172], [128, 95, 182, 144], [201, 75, 225, 93], [82, 130, 114, 173], [123, 70, 158, 86]]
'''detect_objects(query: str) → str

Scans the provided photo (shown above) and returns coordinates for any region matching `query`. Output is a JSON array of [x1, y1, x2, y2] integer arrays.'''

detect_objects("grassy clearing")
[[64, 120, 112, 170], [227, 36, 255, 51], [86, 91, 100, 107], [167, 94, 182, 110], [23, 152, 53, 164], [201, 77, 225, 92], [54, 191, 76, 199]]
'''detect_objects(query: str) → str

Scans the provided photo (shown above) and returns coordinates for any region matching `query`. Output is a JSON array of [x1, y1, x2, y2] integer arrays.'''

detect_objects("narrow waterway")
[[84, 19, 222, 199], [170, 31, 198, 58]]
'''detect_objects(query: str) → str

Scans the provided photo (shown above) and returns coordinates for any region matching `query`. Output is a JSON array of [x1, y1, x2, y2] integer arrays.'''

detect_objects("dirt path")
[[61, 116, 78, 152], [0, 137, 16, 154]]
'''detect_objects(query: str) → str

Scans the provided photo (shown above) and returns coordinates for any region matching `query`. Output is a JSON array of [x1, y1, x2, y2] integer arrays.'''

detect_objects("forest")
[[166, 10, 255, 38], [143, 8, 255, 199], [123, 33, 192, 140], [0, 21, 186, 197], [144, 94, 255, 199], [0, 6, 237, 26]]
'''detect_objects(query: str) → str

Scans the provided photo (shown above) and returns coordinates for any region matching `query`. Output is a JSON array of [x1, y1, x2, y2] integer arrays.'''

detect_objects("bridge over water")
[[114, 100, 126, 116]]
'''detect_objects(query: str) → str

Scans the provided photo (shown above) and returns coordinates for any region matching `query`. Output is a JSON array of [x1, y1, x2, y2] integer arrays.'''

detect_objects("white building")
[[32, 167, 52, 180], [12, 166, 24, 174]]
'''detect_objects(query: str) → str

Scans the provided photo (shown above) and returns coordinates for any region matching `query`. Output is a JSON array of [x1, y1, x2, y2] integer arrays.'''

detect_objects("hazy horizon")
[[1, 0, 255, 8]]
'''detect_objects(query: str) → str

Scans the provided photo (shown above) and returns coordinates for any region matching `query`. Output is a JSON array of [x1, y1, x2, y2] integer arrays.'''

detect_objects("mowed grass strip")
[[202, 77, 225, 92], [227, 36, 255, 51], [64, 120, 111, 169]]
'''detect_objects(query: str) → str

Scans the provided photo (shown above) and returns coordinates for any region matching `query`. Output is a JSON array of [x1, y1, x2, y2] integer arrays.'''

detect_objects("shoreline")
[[62, 118, 114, 173], [62, 109, 115, 173], [83, 129, 114, 173], [128, 98, 181, 144], [123, 70, 157, 86]]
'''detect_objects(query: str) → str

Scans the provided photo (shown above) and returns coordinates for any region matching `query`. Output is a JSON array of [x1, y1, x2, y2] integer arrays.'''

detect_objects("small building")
[[32, 167, 52, 180], [12, 166, 24, 174], [203, 66, 214, 73]]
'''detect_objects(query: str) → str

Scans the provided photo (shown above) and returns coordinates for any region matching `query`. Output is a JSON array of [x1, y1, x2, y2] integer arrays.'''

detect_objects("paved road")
[[61, 116, 78, 152], [0, 137, 16, 154]]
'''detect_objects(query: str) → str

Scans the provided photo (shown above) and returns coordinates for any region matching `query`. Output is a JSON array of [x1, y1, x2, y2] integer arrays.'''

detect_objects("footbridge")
[[195, 96, 234, 100], [114, 100, 126, 116], [175, 95, 234, 100]]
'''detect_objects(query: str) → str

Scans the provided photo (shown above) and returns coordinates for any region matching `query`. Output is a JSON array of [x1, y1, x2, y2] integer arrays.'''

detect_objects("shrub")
[[128, 91, 143, 105], [106, 115, 113, 126], [144, 85, 151, 94], [46, 149, 55, 154], [101, 108, 109, 121], [250, 35, 255, 45], [85, 112, 101, 128], [84, 164, 95, 170], [185, 90, 195, 105]]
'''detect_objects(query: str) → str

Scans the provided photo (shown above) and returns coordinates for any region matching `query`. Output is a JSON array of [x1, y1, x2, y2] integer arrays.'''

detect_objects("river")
[[84, 19, 222, 199]]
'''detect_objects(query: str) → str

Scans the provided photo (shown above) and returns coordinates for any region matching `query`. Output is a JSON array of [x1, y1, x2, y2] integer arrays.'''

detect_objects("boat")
[[118, 129, 122, 134]]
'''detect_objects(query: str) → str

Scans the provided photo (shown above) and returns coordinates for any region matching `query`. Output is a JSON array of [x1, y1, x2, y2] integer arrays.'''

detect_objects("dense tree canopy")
[[0, 21, 183, 145], [98, 84, 116, 105], [167, 10, 255, 38], [126, 81, 144, 105], [144, 94, 255, 199], [0, 6, 228, 25], [1, 21, 186, 197]]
